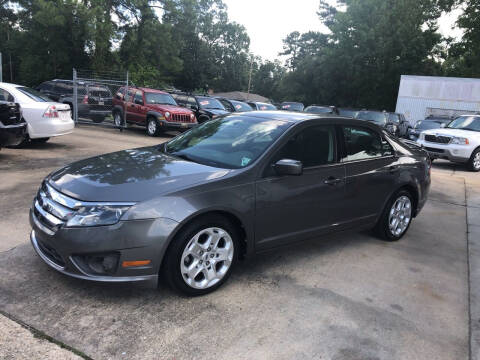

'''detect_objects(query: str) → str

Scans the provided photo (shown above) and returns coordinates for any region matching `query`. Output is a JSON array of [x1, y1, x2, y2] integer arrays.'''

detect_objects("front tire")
[[375, 190, 414, 241], [146, 117, 161, 136], [162, 214, 239, 296], [468, 148, 480, 172]]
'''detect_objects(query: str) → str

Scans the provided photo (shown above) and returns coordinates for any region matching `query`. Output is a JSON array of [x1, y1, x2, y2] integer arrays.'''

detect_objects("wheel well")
[[398, 184, 419, 216], [169, 210, 248, 259]]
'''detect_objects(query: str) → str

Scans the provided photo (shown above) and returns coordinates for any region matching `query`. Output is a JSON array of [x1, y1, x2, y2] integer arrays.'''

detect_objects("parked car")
[[171, 93, 228, 123], [280, 102, 304, 112], [112, 87, 197, 136], [0, 100, 27, 150], [0, 83, 74, 144], [214, 97, 252, 113], [417, 114, 480, 171], [338, 108, 360, 118], [248, 102, 277, 111], [37, 80, 113, 123], [30, 112, 430, 296], [355, 110, 408, 137], [408, 116, 452, 141], [304, 105, 339, 115]]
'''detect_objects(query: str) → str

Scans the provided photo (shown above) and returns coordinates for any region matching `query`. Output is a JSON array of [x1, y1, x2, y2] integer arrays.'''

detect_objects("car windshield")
[[305, 106, 333, 114], [231, 100, 252, 112], [356, 111, 387, 125], [145, 92, 177, 105], [416, 119, 449, 130], [16, 87, 51, 102], [197, 97, 225, 110], [257, 103, 277, 111], [447, 116, 480, 132], [338, 109, 358, 118], [164, 116, 291, 169], [281, 103, 304, 111], [388, 113, 400, 124]]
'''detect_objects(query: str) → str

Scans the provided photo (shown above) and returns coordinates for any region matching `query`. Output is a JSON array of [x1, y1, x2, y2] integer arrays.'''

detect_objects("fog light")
[[73, 253, 120, 275]]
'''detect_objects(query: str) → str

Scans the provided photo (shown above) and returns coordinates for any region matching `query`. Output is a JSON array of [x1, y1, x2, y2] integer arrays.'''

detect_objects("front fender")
[[147, 110, 166, 121]]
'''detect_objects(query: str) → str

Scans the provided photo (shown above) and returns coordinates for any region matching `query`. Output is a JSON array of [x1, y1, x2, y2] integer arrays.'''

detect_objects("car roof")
[[137, 87, 168, 94], [233, 110, 382, 127]]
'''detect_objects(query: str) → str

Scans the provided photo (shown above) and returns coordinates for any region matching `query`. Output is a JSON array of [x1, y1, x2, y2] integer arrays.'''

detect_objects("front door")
[[255, 124, 347, 250], [340, 125, 398, 225]]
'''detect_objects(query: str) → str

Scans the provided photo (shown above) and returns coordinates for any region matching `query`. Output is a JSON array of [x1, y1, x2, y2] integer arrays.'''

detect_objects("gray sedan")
[[30, 112, 431, 296]]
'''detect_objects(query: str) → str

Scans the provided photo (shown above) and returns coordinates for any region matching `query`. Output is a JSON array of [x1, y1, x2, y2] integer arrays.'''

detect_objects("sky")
[[223, 0, 464, 62]]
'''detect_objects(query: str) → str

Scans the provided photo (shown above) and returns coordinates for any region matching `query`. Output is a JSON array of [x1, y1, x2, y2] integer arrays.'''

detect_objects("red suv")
[[112, 87, 197, 136]]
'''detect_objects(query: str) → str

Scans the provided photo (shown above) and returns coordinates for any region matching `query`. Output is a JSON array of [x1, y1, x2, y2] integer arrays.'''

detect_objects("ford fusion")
[[30, 112, 431, 296]]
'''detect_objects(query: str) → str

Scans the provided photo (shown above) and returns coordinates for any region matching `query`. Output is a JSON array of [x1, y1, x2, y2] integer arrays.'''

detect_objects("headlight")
[[190, 113, 195, 120], [66, 204, 133, 227], [450, 137, 469, 145], [164, 112, 170, 118]]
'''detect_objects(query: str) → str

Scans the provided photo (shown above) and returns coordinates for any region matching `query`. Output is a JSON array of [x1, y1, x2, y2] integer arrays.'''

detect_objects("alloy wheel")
[[474, 152, 480, 170], [148, 119, 157, 135], [180, 227, 234, 290], [388, 195, 412, 237], [114, 113, 122, 127]]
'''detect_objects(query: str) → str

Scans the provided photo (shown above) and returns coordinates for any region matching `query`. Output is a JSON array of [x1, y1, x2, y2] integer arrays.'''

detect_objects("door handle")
[[324, 177, 342, 186]]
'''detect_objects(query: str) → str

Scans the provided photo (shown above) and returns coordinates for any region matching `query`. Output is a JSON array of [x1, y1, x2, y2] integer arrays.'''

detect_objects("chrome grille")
[[33, 182, 75, 234], [424, 135, 451, 144], [170, 113, 192, 123]]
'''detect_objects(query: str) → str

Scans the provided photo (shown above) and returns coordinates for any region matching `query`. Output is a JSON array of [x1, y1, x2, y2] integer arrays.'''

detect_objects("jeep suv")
[[37, 80, 112, 123], [112, 87, 197, 136], [171, 93, 228, 123]]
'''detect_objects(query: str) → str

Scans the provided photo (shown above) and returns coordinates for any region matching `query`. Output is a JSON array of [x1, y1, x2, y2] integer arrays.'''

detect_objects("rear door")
[[340, 125, 398, 226], [125, 89, 136, 122], [255, 123, 347, 250], [130, 90, 145, 124]]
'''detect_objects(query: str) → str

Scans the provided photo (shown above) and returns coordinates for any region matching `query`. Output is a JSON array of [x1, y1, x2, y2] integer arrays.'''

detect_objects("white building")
[[395, 75, 480, 125]]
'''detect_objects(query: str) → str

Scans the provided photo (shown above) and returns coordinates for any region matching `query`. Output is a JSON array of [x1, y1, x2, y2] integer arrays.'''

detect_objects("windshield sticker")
[[200, 100, 210, 106], [282, 104, 290, 109], [235, 104, 242, 110], [260, 106, 267, 110], [241, 157, 251, 167]]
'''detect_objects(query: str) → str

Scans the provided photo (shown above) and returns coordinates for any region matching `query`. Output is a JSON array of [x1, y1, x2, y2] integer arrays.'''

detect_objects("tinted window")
[[187, 97, 197, 107], [176, 95, 188, 106], [281, 102, 304, 111], [388, 113, 400, 124], [145, 92, 177, 105], [356, 111, 387, 125], [276, 125, 336, 168], [197, 96, 225, 110], [16, 87, 51, 102], [38, 82, 54, 92], [447, 116, 480, 132], [342, 126, 390, 161], [134, 91, 143, 104], [257, 103, 277, 111], [219, 99, 234, 112], [165, 117, 291, 169], [230, 100, 252, 112], [0, 88, 14, 102], [305, 106, 334, 114]]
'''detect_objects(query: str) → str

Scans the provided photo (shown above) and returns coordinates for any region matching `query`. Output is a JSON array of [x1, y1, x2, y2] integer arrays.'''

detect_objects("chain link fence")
[[72, 69, 129, 128]]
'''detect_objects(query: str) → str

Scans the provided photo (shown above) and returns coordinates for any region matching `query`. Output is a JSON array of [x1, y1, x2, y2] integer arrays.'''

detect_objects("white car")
[[417, 115, 480, 172], [0, 82, 74, 144]]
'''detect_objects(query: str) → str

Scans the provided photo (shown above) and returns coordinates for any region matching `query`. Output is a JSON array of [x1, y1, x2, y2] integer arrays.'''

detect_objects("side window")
[[275, 125, 336, 168], [0, 88, 14, 102], [221, 100, 234, 112], [388, 113, 400, 124], [134, 91, 143, 104], [187, 97, 197, 108], [125, 89, 135, 102], [342, 126, 390, 161], [176, 95, 187, 106]]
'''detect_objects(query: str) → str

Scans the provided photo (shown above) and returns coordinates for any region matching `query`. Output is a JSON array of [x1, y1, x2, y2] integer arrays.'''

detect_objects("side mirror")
[[134, 98, 143, 105], [273, 159, 303, 176], [190, 105, 198, 111]]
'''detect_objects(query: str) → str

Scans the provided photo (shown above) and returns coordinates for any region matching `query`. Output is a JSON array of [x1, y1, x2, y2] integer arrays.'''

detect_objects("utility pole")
[[247, 54, 254, 100]]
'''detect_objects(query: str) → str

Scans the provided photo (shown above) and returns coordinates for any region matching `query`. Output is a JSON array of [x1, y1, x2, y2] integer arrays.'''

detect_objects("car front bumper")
[[159, 120, 197, 131], [30, 208, 178, 283], [0, 122, 27, 147], [416, 140, 472, 163]]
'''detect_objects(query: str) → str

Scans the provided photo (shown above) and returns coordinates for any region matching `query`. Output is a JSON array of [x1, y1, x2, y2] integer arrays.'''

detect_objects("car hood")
[[147, 104, 193, 115], [422, 128, 480, 138], [48, 146, 230, 202]]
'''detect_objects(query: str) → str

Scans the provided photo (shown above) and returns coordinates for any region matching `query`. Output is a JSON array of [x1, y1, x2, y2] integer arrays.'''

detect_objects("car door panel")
[[255, 164, 346, 250]]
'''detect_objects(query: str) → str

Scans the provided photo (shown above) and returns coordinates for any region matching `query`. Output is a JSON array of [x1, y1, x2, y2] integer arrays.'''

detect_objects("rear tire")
[[468, 148, 480, 172], [91, 116, 105, 123], [162, 214, 239, 296], [375, 190, 414, 242], [146, 117, 161, 136]]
